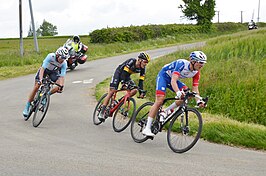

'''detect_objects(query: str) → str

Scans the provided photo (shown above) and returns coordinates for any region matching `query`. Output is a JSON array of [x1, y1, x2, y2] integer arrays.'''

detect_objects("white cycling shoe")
[[142, 127, 155, 137]]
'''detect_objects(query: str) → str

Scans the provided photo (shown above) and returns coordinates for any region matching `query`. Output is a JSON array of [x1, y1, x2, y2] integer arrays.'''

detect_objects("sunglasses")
[[142, 60, 149, 64], [197, 61, 205, 65], [60, 56, 67, 60]]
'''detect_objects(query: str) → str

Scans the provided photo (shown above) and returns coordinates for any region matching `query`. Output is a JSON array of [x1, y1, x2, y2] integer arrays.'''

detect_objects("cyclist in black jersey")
[[98, 52, 151, 121]]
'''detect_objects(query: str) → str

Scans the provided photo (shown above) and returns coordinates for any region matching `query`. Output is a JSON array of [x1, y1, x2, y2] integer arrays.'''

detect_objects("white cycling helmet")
[[56, 47, 70, 60], [190, 51, 207, 63]]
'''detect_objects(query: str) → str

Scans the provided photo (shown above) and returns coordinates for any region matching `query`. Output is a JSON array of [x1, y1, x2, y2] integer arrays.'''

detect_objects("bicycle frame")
[[151, 91, 208, 135], [108, 89, 132, 117]]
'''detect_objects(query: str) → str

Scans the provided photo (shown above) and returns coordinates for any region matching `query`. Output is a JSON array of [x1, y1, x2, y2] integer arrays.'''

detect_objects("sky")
[[0, 0, 265, 38]]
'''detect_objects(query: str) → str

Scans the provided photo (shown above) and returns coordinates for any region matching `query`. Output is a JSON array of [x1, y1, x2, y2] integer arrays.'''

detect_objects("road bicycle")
[[24, 76, 63, 128], [130, 89, 208, 153], [93, 81, 145, 132]]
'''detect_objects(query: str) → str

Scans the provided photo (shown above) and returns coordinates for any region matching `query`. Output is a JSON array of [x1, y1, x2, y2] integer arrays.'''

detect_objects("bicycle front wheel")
[[32, 93, 50, 128], [112, 97, 136, 132], [130, 102, 153, 143], [167, 108, 202, 153], [93, 93, 108, 125]]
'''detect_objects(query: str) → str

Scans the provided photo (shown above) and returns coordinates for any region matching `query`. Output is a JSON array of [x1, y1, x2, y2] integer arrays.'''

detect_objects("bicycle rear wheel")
[[32, 93, 50, 127], [112, 97, 136, 132], [93, 93, 108, 125], [130, 102, 153, 143], [167, 108, 202, 153]]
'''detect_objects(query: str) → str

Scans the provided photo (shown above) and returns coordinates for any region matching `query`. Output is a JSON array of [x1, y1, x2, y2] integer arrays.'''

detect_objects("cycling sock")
[[101, 105, 106, 114], [26, 102, 30, 107], [146, 117, 153, 129]]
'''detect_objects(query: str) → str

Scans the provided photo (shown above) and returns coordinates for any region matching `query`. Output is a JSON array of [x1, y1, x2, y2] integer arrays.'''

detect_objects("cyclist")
[[98, 52, 151, 121], [22, 47, 69, 118], [142, 51, 207, 136]]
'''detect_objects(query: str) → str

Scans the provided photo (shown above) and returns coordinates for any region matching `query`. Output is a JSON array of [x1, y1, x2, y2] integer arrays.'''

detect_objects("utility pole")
[[215, 11, 220, 23], [240, 11, 243, 23], [19, 0, 23, 57], [257, 0, 260, 22], [29, 0, 39, 53]]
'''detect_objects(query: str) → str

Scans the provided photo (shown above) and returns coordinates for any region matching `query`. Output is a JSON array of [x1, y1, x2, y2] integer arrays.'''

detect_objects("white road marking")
[[83, 79, 93, 84], [72, 79, 94, 84], [72, 81, 83, 84]]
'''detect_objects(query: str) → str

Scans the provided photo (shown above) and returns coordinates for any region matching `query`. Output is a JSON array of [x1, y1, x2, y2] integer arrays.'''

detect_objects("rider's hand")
[[197, 100, 206, 108], [175, 90, 184, 99], [138, 89, 147, 99]]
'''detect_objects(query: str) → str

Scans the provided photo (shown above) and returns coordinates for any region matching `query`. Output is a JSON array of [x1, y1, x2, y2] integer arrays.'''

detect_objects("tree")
[[38, 19, 58, 36], [179, 0, 216, 31]]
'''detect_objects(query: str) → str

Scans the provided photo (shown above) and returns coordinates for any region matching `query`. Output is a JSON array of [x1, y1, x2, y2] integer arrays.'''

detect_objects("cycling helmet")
[[73, 35, 80, 43], [138, 52, 151, 63], [56, 47, 69, 60], [189, 51, 207, 63]]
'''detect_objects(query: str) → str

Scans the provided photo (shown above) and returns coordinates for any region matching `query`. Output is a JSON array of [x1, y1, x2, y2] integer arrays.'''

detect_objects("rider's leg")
[[23, 82, 40, 117], [142, 95, 165, 136]]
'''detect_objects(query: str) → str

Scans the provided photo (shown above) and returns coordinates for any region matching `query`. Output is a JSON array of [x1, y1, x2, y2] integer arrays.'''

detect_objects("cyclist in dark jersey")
[[98, 52, 151, 121]]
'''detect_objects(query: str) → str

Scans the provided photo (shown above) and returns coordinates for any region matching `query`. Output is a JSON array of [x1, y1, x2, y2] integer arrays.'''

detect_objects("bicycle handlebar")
[[42, 78, 63, 89], [163, 89, 209, 107]]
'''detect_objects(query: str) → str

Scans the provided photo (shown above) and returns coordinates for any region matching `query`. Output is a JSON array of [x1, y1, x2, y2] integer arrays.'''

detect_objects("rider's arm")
[[171, 73, 180, 93], [138, 68, 145, 90]]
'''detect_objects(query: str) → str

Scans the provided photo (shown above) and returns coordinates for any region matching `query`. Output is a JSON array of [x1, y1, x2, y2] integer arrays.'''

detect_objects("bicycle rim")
[[130, 102, 153, 143], [93, 93, 107, 125], [112, 97, 136, 132], [167, 108, 202, 153], [32, 94, 50, 127]]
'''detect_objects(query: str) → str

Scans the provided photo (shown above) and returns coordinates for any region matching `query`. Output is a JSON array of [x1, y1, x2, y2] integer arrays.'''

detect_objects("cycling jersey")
[[42, 53, 67, 77], [35, 53, 67, 82], [110, 58, 146, 90], [156, 59, 200, 95]]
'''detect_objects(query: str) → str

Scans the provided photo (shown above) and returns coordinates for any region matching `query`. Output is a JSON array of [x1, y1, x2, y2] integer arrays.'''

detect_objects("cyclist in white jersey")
[[142, 51, 208, 136], [22, 47, 69, 119]]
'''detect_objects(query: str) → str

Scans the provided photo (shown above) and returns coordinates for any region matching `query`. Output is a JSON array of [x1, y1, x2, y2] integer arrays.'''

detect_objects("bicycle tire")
[[93, 93, 108, 125], [112, 97, 136, 132], [130, 102, 153, 143], [167, 108, 202, 153], [32, 93, 50, 127]]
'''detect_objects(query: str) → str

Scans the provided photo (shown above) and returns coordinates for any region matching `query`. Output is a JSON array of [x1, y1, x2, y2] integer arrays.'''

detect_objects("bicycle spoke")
[[167, 108, 202, 153], [113, 98, 136, 132]]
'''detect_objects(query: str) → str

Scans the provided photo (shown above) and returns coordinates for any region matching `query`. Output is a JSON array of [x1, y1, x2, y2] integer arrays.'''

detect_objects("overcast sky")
[[0, 0, 265, 38]]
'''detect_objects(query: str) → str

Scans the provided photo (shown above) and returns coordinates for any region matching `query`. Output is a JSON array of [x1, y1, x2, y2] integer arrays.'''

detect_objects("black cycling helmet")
[[73, 35, 80, 43], [138, 52, 151, 63]]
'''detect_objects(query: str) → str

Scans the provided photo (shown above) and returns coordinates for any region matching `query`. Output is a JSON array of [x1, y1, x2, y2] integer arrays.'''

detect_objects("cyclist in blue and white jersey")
[[22, 47, 69, 118], [142, 51, 208, 136]]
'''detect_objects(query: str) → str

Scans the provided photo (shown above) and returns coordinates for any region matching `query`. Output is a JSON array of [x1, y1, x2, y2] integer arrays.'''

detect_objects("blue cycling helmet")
[[190, 51, 207, 63]]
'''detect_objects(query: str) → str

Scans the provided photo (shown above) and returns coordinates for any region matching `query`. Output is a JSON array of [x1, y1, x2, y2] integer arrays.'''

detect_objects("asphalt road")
[[0, 42, 265, 176]]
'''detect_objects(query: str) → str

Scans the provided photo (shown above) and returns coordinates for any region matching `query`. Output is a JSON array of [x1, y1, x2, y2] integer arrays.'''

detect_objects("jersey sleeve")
[[172, 60, 185, 77], [121, 59, 134, 81], [59, 61, 67, 77], [192, 71, 200, 86]]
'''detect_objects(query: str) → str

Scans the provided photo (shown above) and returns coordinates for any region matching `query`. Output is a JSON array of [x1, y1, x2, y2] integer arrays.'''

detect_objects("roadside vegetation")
[[1, 22, 262, 80], [0, 23, 265, 150]]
